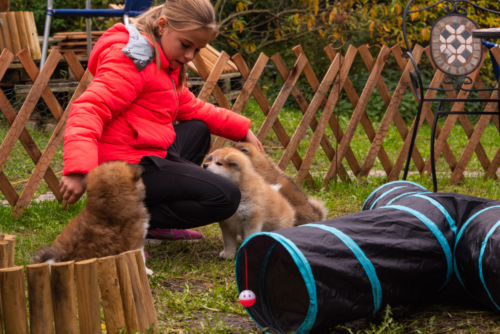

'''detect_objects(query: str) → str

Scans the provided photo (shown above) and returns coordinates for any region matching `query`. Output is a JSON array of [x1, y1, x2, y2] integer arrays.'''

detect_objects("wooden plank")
[[0, 172, 18, 206], [257, 54, 308, 142], [0, 50, 61, 172], [210, 52, 269, 152], [14, 12, 29, 56], [27, 12, 41, 59], [6, 13, 20, 56], [323, 45, 392, 187], [421, 49, 488, 175], [12, 69, 93, 217], [22, 12, 36, 59], [18, 49, 63, 121], [290, 46, 354, 180], [324, 45, 394, 177], [296, 46, 358, 184], [0, 20, 5, 51], [0, 13, 13, 53], [278, 52, 340, 172], [358, 44, 425, 178], [231, 53, 317, 186]]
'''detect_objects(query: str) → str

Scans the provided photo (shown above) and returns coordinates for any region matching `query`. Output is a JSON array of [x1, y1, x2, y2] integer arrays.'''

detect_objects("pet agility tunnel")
[[454, 202, 500, 312], [235, 181, 457, 333]]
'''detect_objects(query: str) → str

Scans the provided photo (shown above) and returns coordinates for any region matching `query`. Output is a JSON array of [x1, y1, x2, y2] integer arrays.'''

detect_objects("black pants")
[[140, 121, 241, 230]]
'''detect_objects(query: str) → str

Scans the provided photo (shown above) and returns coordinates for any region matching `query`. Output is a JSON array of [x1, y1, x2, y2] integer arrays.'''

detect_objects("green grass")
[[4, 176, 500, 333]]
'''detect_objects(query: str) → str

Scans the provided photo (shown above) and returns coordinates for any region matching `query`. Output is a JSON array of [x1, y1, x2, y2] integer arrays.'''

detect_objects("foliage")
[[212, 0, 342, 57], [336, 0, 500, 50]]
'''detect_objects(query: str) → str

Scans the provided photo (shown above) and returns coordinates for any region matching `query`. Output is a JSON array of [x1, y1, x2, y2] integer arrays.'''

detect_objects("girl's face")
[[158, 17, 212, 70]]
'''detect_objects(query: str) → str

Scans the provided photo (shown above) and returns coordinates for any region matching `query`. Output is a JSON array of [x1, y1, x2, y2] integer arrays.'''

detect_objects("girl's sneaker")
[[146, 228, 203, 245]]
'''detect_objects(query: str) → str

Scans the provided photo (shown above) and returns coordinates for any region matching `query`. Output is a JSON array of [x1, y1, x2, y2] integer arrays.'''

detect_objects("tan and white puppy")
[[204, 147, 296, 259], [233, 142, 328, 225], [33, 161, 153, 275]]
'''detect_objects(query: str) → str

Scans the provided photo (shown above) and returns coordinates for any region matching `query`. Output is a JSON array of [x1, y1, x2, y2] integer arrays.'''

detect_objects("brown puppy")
[[33, 161, 152, 274], [233, 142, 327, 225], [204, 147, 296, 259]]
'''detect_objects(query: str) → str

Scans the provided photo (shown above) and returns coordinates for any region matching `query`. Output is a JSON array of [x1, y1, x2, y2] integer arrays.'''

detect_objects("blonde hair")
[[135, 0, 219, 90]]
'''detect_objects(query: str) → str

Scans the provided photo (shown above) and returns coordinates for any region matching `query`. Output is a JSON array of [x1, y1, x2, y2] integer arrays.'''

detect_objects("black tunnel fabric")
[[454, 203, 500, 311], [235, 181, 500, 333]]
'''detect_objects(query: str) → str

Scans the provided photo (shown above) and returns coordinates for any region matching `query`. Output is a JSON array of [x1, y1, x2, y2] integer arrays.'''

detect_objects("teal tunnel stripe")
[[237, 232, 317, 334], [362, 181, 427, 210], [479, 219, 500, 311], [381, 205, 453, 290], [303, 224, 382, 315], [370, 186, 407, 210], [454, 205, 500, 290], [386, 191, 432, 205], [407, 194, 457, 234]]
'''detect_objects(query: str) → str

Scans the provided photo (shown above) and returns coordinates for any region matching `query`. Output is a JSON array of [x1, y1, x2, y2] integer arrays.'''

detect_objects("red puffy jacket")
[[63, 23, 250, 176]]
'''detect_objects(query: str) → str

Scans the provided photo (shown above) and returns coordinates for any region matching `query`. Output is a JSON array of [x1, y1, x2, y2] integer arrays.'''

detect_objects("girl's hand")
[[241, 129, 264, 153], [60, 173, 86, 206]]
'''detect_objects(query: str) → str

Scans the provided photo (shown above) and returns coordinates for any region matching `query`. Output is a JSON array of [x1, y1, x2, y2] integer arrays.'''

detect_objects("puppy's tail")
[[308, 197, 328, 221], [32, 245, 61, 264]]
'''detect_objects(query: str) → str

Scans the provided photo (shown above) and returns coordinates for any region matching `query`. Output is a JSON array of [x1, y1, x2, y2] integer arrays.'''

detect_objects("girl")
[[60, 0, 263, 243]]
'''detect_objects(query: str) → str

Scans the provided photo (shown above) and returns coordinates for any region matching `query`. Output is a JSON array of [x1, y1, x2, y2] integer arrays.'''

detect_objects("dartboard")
[[430, 15, 482, 76]]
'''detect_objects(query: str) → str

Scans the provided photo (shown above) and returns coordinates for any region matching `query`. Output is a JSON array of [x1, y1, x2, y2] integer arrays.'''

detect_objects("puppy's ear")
[[236, 145, 250, 156], [224, 153, 242, 170], [130, 164, 144, 181]]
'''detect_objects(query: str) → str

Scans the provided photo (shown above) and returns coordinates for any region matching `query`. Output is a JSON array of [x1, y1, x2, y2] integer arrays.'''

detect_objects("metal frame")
[[40, 0, 152, 69], [402, 0, 500, 192]]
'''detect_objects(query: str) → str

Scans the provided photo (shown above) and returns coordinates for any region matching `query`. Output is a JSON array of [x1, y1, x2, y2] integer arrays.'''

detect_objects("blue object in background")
[[482, 40, 500, 82]]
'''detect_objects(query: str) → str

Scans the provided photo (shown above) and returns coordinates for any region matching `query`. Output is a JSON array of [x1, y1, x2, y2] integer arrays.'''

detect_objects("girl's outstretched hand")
[[60, 173, 86, 206], [242, 129, 264, 153]]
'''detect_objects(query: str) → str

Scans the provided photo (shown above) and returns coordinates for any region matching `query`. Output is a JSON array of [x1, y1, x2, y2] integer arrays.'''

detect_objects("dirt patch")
[[189, 313, 261, 333]]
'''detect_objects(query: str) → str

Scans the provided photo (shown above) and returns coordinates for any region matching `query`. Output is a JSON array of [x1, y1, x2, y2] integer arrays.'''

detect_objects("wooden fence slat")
[[12, 69, 94, 217], [0, 266, 29, 334], [197, 51, 230, 103], [75, 259, 102, 334], [325, 45, 394, 177], [0, 50, 61, 172], [272, 52, 350, 182], [277, 53, 341, 170], [295, 45, 358, 184], [210, 52, 269, 152], [421, 49, 488, 175], [422, 46, 494, 177], [97, 256, 126, 334], [133, 250, 159, 333], [64, 51, 85, 80], [0, 172, 18, 205], [323, 45, 392, 186], [257, 54, 308, 142], [115, 254, 140, 333], [359, 44, 425, 178], [231, 53, 317, 186], [388, 68, 448, 181], [51, 261, 78, 334], [17, 49, 63, 121], [192, 53, 232, 109], [290, 46, 354, 180]]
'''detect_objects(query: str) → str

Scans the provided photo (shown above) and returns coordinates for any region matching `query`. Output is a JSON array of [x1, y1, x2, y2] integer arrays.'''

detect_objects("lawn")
[[3, 175, 500, 333]]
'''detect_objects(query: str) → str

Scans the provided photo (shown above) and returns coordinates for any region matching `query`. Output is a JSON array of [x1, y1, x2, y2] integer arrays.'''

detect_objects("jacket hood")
[[88, 23, 173, 75]]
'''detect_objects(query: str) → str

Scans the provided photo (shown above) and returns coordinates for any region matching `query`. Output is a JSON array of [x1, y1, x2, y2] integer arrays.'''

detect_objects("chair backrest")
[[402, 0, 500, 95], [125, 0, 153, 13]]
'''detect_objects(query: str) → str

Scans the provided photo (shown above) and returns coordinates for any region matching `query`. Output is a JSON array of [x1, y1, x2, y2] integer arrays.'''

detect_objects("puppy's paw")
[[146, 267, 154, 275], [219, 250, 236, 260]]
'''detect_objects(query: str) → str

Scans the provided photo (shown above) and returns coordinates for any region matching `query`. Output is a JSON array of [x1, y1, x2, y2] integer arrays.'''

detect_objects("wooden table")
[[472, 28, 500, 39]]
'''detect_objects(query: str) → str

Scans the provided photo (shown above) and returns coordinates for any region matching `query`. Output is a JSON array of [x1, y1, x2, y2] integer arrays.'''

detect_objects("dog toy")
[[238, 248, 256, 307]]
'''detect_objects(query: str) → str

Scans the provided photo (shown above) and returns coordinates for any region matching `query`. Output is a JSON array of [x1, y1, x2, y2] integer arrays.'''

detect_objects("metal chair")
[[40, 0, 152, 68], [401, 0, 500, 192]]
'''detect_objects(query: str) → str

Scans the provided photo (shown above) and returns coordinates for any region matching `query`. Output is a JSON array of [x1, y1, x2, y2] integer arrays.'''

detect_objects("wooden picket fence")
[[0, 233, 159, 334], [0, 42, 499, 215]]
